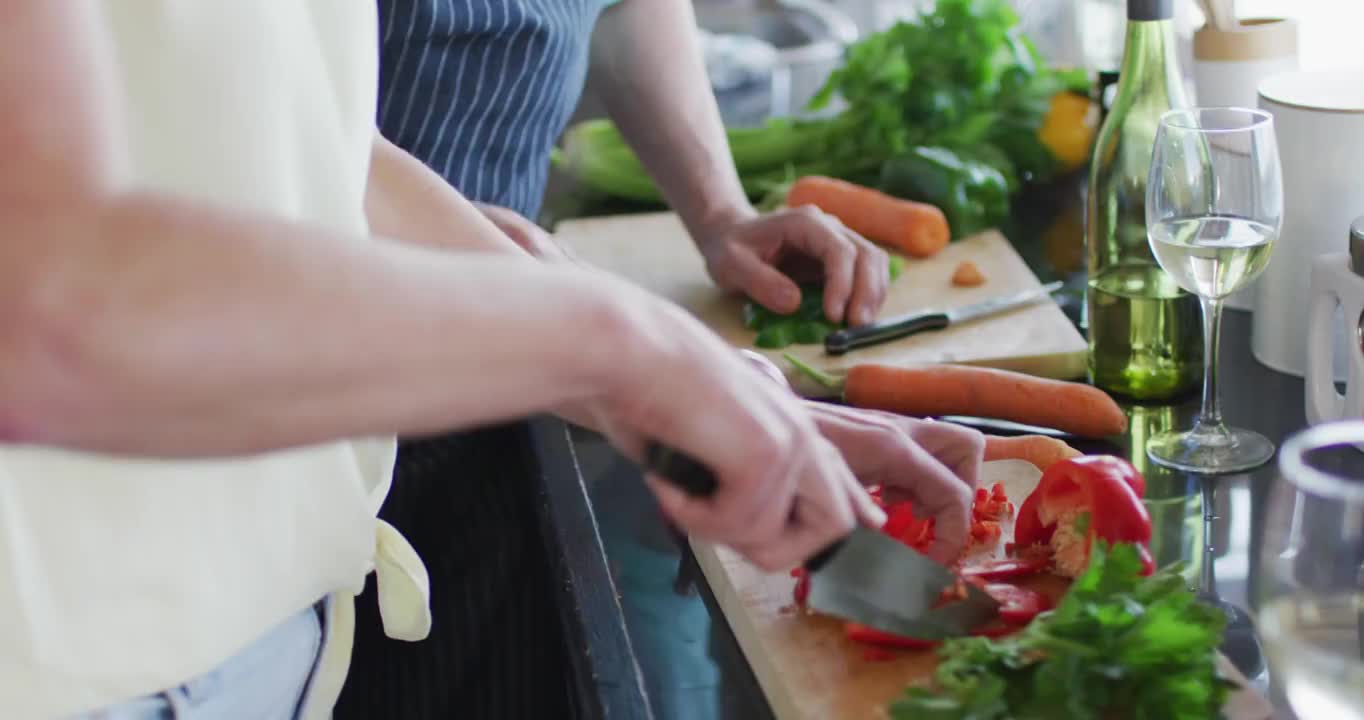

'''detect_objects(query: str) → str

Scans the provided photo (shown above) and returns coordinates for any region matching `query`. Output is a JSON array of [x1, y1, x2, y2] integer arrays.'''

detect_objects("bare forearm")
[[1, 194, 621, 456], [589, 0, 756, 240], [366, 133, 526, 256]]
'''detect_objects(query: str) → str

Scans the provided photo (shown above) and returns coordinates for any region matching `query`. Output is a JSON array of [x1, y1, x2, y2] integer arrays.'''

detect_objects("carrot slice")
[[951, 260, 986, 287]]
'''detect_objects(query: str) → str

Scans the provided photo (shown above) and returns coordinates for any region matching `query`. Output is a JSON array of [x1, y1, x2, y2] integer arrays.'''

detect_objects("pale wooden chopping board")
[[554, 212, 1088, 393], [689, 461, 1275, 720]]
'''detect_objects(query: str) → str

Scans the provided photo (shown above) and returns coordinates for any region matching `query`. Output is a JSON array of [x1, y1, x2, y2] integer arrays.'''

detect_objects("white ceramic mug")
[[1306, 247, 1364, 425], [1252, 70, 1364, 379]]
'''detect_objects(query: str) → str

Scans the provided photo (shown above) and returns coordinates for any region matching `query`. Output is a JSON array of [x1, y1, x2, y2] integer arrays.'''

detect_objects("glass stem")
[[1196, 296, 1225, 432], [1198, 475, 1218, 598]]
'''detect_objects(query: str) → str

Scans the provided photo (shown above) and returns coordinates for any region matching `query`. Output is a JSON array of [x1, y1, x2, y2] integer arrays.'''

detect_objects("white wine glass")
[[1259, 421, 1364, 719], [1145, 107, 1283, 474]]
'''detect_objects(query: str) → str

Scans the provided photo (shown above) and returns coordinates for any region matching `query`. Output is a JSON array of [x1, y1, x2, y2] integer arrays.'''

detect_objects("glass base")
[[1146, 424, 1275, 475]]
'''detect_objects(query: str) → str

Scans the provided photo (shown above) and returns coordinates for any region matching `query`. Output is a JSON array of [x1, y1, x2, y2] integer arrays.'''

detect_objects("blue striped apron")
[[376, 0, 616, 218], [340, 3, 617, 718]]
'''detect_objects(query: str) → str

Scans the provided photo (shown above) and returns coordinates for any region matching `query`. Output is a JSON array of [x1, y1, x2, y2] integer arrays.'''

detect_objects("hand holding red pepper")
[[806, 406, 982, 565]]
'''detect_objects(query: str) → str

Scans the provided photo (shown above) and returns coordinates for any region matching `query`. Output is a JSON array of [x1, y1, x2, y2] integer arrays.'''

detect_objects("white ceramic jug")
[[1306, 218, 1364, 425], [1253, 70, 1364, 379]]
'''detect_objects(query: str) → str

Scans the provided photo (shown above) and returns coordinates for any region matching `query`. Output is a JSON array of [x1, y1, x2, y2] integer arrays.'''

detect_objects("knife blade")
[[824, 281, 1065, 356], [804, 527, 1000, 639], [643, 444, 999, 638]]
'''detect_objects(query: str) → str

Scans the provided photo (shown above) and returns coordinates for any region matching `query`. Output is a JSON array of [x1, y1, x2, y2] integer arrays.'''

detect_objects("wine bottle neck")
[[1115, 19, 1184, 103]]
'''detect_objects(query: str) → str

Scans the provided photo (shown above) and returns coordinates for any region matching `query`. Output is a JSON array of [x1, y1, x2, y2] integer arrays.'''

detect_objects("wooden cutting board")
[[554, 212, 1088, 393], [689, 460, 1275, 720], [692, 543, 1273, 720]]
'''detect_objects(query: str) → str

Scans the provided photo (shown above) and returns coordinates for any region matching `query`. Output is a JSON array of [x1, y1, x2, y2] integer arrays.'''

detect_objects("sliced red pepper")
[[980, 582, 1052, 625], [793, 570, 810, 608], [844, 622, 939, 650], [960, 555, 1049, 582], [1014, 455, 1154, 576]]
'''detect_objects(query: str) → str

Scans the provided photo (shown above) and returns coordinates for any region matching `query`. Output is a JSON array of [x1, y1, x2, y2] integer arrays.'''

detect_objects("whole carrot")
[[843, 364, 1126, 438], [984, 435, 1082, 472], [786, 175, 950, 258], [783, 354, 1126, 439]]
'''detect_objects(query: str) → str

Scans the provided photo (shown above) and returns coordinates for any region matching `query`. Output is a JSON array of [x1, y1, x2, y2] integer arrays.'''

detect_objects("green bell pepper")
[[879, 146, 1011, 239]]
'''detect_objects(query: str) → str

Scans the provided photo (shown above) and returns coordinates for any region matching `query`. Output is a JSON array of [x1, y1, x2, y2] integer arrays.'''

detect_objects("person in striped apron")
[[340, 2, 984, 718]]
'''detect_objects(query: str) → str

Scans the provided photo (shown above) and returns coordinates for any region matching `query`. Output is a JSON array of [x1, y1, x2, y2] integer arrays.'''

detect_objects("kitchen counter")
[[544, 171, 1311, 719]]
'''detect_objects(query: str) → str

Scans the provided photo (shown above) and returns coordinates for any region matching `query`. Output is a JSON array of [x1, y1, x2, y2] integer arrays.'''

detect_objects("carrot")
[[951, 260, 986, 287], [782, 354, 1126, 439], [984, 435, 1082, 472], [786, 175, 950, 258]]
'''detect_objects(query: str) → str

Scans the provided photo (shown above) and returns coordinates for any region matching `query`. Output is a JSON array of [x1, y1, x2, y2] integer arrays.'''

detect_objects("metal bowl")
[[695, 0, 859, 125]]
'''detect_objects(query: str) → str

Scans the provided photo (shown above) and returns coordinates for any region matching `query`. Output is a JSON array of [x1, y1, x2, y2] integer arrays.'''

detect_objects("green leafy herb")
[[553, 0, 1089, 235], [888, 543, 1233, 720], [744, 255, 905, 349]]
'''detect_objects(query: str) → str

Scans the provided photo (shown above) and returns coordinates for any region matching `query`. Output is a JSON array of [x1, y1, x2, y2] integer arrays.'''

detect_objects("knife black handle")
[[824, 311, 949, 356], [645, 442, 850, 574], [644, 443, 718, 498]]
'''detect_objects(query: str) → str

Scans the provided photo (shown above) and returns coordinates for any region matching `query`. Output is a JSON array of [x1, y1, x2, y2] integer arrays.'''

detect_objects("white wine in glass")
[[1144, 107, 1283, 474], [1149, 217, 1276, 299], [1259, 422, 1364, 719]]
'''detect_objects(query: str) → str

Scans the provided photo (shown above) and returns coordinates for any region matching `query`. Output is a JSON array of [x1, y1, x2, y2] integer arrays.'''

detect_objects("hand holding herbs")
[[553, 0, 1095, 239], [746, 256, 904, 349], [889, 543, 1232, 720]]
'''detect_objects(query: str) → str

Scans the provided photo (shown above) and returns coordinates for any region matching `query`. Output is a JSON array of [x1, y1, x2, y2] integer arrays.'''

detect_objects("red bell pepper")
[[1015, 455, 1154, 577], [981, 582, 1052, 625], [960, 554, 1049, 582]]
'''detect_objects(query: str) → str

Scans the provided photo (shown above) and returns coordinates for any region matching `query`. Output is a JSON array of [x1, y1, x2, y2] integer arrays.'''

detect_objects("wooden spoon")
[[1200, 0, 1238, 31]]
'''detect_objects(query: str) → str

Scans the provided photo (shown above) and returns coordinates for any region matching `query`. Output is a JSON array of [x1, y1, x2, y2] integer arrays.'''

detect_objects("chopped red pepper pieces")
[[1015, 455, 1154, 577], [972, 483, 1014, 523], [970, 520, 1003, 545]]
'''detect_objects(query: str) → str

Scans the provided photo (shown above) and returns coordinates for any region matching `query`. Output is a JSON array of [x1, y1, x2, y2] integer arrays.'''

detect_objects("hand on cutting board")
[[578, 283, 885, 571], [695, 206, 890, 328], [803, 405, 982, 565]]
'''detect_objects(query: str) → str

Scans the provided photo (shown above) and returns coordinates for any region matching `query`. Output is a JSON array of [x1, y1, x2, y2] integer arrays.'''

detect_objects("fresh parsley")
[[888, 543, 1233, 720]]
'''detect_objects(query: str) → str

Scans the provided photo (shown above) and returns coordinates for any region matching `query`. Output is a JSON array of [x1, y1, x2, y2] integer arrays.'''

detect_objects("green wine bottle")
[[1085, 0, 1202, 401]]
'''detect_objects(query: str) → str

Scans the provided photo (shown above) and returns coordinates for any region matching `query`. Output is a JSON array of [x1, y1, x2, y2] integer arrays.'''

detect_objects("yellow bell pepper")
[[1038, 92, 1098, 174]]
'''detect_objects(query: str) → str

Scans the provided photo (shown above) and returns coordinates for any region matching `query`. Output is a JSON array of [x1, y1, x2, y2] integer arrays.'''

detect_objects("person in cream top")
[[0, 2, 984, 718]]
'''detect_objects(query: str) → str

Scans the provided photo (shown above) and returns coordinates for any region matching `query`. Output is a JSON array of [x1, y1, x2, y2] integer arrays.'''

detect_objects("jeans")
[[79, 601, 326, 720]]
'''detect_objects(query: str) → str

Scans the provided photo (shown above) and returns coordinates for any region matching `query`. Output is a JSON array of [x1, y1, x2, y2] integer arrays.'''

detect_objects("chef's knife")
[[643, 445, 999, 638], [824, 281, 1066, 356]]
